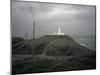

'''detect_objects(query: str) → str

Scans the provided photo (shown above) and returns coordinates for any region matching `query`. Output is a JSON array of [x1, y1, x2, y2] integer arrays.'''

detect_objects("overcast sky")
[[12, 1, 96, 39]]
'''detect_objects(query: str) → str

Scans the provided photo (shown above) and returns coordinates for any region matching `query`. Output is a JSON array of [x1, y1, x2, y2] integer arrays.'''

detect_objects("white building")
[[52, 27, 65, 35]]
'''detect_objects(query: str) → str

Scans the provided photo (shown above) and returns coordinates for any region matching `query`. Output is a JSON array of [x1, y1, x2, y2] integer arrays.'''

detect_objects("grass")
[[12, 35, 96, 74], [12, 54, 96, 74]]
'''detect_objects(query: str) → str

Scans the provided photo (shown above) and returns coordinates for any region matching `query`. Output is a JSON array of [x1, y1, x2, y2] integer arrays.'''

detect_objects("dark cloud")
[[11, 1, 96, 39]]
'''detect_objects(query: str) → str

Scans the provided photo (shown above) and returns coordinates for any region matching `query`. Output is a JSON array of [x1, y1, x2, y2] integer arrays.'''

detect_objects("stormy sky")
[[12, 1, 96, 39]]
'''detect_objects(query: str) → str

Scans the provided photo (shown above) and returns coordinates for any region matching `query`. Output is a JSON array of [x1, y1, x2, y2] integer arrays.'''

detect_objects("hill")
[[12, 35, 96, 74], [29, 35, 95, 56], [12, 37, 32, 54]]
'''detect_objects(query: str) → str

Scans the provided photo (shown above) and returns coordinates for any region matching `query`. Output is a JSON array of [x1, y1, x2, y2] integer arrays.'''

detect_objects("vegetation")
[[12, 35, 96, 74]]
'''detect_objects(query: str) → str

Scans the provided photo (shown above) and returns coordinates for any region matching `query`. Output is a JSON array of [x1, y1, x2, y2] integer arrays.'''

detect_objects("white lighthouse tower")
[[52, 27, 65, 35]]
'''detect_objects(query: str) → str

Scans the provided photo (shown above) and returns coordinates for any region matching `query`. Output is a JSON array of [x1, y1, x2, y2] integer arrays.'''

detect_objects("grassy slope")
[[29, 35, 95, 56], [12, 37, 32, 54], [12, 35, 96, 74]]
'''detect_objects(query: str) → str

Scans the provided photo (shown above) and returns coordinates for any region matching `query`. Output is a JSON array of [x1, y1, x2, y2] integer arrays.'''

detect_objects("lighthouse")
[[52, 27, 65, 35]]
